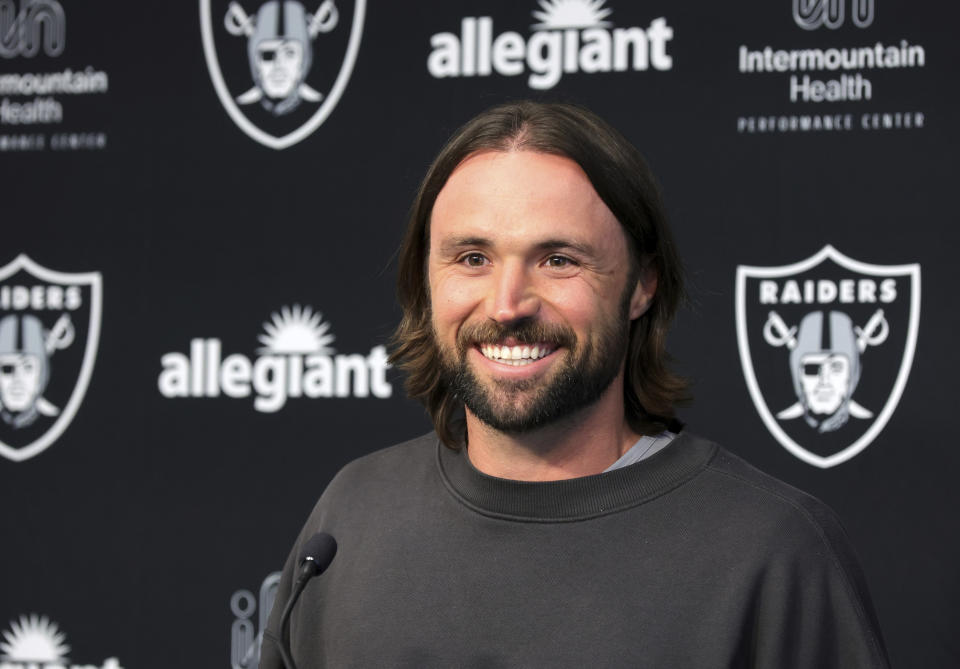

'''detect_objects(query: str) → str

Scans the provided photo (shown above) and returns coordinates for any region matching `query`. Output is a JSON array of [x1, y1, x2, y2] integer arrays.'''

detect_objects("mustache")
[[455, 319, 576, 352]]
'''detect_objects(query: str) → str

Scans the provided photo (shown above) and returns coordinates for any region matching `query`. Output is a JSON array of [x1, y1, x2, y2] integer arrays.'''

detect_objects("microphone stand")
[[272, 533, 337, 669]]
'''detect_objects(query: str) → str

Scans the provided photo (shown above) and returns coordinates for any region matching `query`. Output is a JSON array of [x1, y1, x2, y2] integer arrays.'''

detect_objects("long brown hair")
[[391, 101, 688, 447]]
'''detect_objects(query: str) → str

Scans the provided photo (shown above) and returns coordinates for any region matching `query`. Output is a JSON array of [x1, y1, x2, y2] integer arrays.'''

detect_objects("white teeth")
[[479, 343, 555, 363]]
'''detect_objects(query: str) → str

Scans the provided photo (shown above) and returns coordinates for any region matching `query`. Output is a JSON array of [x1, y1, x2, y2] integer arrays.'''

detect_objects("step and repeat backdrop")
[[2, 0, 957, 667]]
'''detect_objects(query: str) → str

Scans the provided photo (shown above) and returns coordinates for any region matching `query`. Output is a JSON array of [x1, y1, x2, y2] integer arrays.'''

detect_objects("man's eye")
[[461, 253, 487, 267], [545, 255, 575, 268]]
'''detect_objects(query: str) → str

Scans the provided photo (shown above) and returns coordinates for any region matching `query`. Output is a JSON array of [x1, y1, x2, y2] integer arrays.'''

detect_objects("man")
[[262, 102, 889, 668]]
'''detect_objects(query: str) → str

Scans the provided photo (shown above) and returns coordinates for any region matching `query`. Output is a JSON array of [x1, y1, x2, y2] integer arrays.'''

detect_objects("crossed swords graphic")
[[763, 308, 888, 421]]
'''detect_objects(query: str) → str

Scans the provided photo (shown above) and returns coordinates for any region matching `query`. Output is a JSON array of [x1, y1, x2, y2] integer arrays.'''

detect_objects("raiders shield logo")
[[200, 0, 366, 149], [0, 255, 102, 462], [736, 246, 920, 468]]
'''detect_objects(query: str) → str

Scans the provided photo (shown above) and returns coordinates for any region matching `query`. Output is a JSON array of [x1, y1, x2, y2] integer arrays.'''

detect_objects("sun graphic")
[[257, 304, 336, 354], [0, 614, 70, 662], [532, 0, 613, 29]]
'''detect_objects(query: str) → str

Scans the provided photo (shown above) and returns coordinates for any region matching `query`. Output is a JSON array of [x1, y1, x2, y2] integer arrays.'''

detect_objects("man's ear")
[[628, 263, 657, 320]]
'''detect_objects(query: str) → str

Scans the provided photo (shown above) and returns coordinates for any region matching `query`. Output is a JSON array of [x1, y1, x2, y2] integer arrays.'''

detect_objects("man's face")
[[799, 352, 851, 416], [427, 150, 654, 433], [0, 353, 42, 412], [255, 39, 304, 99]]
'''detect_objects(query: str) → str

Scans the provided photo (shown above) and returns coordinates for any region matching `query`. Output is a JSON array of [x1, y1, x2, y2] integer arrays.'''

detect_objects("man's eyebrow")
[[437, 237, 599, 257], [533, 239, 598, 257], [437, 237, 492, 254]]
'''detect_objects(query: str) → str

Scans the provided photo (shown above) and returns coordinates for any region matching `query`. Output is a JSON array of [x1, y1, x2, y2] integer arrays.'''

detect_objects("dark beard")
[[437, 301, 631, 434]]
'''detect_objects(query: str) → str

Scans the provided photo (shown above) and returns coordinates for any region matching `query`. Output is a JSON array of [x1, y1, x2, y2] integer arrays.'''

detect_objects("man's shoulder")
[[688, 434, 856, 560], [703, 440, 839, 521], [690, 435, 887, 663]]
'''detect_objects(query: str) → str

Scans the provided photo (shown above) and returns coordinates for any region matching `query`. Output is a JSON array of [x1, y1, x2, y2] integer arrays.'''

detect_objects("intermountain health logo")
[[200, 0, 366, 149], [0, 1, 110, 153], [427, 0, 673, 90], [736, 0, 925, 134], [736, 246, 920, 468], [0, 614, 122, 669], [230, 571, 281, 669], [158, 304, 392, 411], [0, 255, 102, 463]]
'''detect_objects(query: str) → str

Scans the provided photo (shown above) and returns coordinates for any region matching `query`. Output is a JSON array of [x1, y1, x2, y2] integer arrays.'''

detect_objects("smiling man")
[[429, 149, 659, 480], [262, 102, 890, 668]]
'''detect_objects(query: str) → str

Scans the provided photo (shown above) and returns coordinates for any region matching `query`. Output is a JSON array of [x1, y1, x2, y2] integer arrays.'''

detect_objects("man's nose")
[[488, 261, 540, 324]]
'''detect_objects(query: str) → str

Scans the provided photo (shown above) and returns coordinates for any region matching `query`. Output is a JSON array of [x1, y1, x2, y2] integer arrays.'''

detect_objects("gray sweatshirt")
[[262, 431, 889, 668]]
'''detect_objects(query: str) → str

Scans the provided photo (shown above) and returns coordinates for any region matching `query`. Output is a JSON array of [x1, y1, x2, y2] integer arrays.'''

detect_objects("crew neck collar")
[[436, 431, 717, 522]]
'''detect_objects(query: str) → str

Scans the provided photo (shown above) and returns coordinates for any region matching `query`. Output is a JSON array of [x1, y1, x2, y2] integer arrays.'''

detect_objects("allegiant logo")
[[427, 0, 673, 90], [157, 305, 391, 413]]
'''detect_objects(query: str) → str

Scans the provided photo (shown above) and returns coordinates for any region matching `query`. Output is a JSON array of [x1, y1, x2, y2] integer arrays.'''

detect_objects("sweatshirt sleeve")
[[748, 498, 890, 668]]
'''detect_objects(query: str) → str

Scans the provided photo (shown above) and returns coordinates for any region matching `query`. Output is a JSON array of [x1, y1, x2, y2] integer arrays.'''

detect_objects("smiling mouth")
[[477, 343, 557, 366]]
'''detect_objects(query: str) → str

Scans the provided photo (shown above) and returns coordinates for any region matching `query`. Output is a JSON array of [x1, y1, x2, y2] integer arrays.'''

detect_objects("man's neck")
[[463, 383, 641, 482]]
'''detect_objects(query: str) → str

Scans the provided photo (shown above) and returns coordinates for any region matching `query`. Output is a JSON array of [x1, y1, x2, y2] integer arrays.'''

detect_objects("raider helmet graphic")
[[765, 309, 888, 433], [0, 315, 51, 427], [225, 0, 338, 115], [0, 314, 75, 429], [791, 311, 861, 431], [736, 245, 920, 468]]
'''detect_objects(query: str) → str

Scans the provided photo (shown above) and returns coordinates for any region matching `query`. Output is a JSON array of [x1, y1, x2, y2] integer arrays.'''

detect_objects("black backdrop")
[[2, 1, 957, 667]]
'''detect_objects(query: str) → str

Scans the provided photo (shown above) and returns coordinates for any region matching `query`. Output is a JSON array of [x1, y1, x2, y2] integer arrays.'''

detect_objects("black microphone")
[[276, 532, 337, 669]]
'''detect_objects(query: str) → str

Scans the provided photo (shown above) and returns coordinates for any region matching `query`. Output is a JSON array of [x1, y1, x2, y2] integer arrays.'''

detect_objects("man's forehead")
[[442, 149, 595, 196], [430, 150, 620, 246]]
